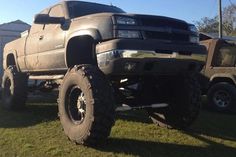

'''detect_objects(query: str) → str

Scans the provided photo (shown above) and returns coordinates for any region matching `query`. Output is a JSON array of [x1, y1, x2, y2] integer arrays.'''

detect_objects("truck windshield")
[[67, 1, 125, 18]]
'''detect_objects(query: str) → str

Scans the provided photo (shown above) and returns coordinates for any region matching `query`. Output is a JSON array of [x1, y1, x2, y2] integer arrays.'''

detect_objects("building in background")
[[0, 20, 30, 81]]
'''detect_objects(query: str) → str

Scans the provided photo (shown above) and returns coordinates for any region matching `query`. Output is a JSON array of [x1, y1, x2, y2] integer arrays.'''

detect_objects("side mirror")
[[34, 14, 65, 25]]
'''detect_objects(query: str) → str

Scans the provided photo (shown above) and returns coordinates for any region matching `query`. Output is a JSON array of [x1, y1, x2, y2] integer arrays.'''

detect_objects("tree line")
[[195, 3, 236, 36]]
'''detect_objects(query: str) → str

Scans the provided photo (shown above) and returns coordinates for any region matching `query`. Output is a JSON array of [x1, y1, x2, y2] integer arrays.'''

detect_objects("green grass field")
[[0, 100, 236, 157]]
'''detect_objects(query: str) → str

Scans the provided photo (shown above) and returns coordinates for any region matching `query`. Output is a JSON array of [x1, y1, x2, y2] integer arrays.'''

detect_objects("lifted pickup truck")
[[200, 34, 236, 113], [2, 1, 206, 145]]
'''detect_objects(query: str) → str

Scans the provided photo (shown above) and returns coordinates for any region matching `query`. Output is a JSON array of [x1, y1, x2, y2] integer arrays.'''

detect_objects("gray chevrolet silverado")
[[2, 1, 206, 145]]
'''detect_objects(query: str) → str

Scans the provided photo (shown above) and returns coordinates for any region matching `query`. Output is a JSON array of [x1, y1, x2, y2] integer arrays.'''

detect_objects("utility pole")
[[219, 0, 223, 38]]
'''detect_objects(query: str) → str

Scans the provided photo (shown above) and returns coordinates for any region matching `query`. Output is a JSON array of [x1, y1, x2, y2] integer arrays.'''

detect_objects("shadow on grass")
[[116, 109, 236, 142], [190, 111, 236, 141], [0, 91, 58, 128], [27, 91, 58, 104], [96, 136, 236, 157], [116, 110, 152, 124], [0, 103, 58, 128]]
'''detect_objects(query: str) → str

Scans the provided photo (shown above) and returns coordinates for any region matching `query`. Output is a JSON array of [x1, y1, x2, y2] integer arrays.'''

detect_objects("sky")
[[0, 0, 236, 25]]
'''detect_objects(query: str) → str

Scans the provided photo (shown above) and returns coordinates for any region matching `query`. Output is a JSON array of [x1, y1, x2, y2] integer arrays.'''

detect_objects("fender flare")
[[210, 73, 236, 85], [66, 29, 101, 45], [3, 50, 20, 71], [65, 29, 101, 67]]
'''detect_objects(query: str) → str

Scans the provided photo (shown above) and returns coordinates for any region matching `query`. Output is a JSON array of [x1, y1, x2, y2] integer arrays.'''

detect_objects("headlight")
[[188, 25, 199, 43], [189, 25, 198, 33], [190, 36, 199, 44], [117, 30, 142, 39], [116, 16, 137, 25]]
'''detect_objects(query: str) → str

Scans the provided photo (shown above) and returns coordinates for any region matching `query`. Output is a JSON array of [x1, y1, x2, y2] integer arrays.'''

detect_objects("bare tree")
[[195, 17, 219, 34], [195, 3, 236, 36]]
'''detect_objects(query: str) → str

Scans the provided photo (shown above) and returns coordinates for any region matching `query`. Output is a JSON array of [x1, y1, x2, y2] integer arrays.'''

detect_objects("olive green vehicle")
[[200, 34, 236, 113], [2, 1, 206, 146]]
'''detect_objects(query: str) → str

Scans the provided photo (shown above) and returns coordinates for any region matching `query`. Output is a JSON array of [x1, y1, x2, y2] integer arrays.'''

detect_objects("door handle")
[[39, 35, 44, 40]]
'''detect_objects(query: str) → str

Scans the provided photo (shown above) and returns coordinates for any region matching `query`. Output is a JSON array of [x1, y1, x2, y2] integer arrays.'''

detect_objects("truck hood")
[[72, 12, 188, 26]]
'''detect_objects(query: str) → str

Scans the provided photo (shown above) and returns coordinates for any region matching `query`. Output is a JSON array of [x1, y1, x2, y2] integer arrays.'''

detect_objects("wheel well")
[[6, 53, 16, 67], [66, 35, 97, 68], [210, 77, 235, 88]]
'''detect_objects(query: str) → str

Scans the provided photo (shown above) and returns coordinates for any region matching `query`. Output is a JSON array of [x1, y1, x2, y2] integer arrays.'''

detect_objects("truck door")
[[25, 9, 48, 71], [37, 4, 66, 71]]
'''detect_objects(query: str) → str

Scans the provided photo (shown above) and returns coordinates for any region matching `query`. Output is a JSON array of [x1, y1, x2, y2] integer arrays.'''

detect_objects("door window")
[[212, 44, 236, 67], [44, 5, 64, 30], [30, 9, 49, 34]]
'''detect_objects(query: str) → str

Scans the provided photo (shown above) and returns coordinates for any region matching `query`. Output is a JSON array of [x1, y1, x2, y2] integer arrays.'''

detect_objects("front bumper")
[[96, 39, 207, 76], [96, 39, 206, 54]]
